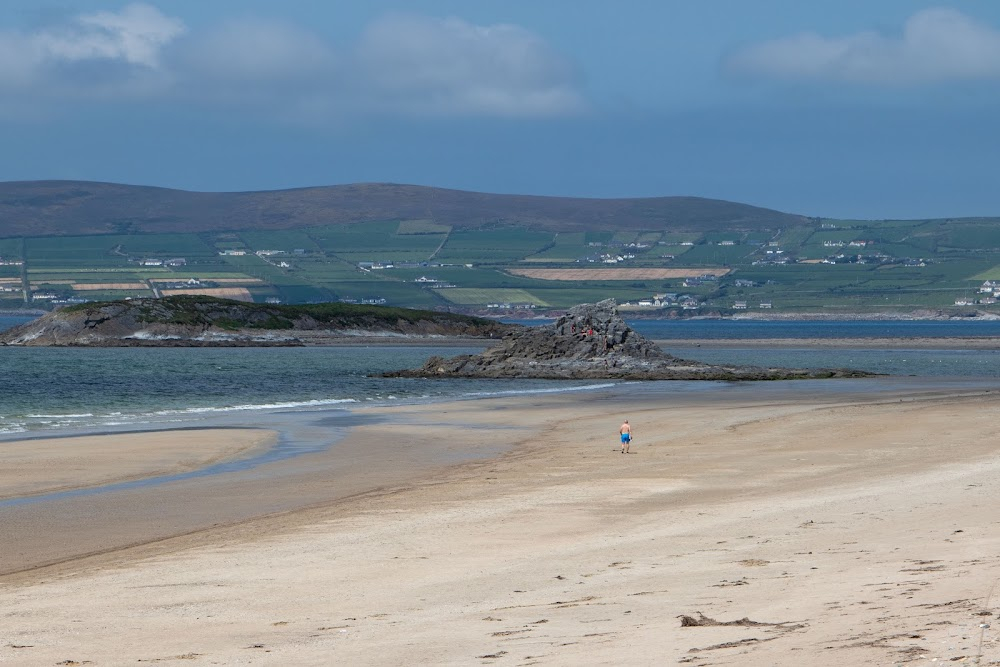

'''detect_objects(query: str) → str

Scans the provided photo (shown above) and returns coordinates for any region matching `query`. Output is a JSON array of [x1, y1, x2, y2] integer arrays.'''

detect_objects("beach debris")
[[679, 612, 806, 631], [476, 650, 508, 659], [713, 578, 750, 587], [551, 595, 598, 608], [681, 614, 807, 654], [688, 637, 770, 652], [680, 613, 774, 628]]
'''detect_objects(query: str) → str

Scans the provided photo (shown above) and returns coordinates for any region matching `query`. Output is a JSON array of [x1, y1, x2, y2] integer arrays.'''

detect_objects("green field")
[[527, 232, 590, 262], [8, 215, 1000, 314], [436, 288, 548, 306], [435, 229, 554, 263], [0, 238, 23, 259], [396, 220, 452, 235], [238, 230, 324, 253]]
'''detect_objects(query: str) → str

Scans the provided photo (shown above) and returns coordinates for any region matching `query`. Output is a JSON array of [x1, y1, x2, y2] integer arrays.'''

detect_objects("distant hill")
[[0, 180, 808, 238]]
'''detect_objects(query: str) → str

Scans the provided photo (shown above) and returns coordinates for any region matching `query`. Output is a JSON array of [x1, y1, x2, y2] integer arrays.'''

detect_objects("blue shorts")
[[620, 433, 631, 443]]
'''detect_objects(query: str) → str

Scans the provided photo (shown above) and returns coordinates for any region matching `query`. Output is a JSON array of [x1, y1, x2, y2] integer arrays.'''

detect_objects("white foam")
[[26, 413, 94, 418], [465, 382, 617, 398], [125, 331, 182, 340], [151, 397, 358, 416]]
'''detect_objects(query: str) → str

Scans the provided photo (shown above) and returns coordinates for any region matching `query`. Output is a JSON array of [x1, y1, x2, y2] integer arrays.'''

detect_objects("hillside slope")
[[0, 181, 808, 237]]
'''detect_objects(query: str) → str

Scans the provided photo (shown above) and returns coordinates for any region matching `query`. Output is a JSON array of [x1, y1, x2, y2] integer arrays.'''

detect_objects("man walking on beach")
[[619, 420, 632, 454]]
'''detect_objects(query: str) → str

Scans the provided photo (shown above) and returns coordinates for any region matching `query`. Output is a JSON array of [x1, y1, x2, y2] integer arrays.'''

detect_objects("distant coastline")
[[5, 308, 999, 322], [0, 309, 44, 317], [659, 336, 1000, 349]]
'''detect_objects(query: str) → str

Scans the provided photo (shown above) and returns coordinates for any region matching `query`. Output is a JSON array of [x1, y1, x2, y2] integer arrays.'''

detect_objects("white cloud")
[[0, 2, 184, 97], [0, 6, 583, 121], [726, 8, 1000, 85], [36, 3, 185, 68], [354, 13, 584, 116]]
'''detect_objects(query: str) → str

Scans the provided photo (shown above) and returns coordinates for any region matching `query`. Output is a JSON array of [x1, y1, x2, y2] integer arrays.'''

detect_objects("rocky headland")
[[387, 299, 873, 380], [0, 296, 511, 347]]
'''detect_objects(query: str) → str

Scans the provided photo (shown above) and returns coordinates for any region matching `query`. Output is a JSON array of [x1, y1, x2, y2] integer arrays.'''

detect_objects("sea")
[[2, 314, 1000, 437]]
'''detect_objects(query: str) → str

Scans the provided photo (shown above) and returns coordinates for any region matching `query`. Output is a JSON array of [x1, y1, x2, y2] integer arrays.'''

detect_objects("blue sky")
[[1, 1, 999, 219]]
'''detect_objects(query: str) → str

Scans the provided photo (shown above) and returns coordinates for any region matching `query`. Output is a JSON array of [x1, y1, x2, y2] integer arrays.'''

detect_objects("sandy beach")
[[3, 381, 1000, 665], [0, 429, 275, 501]]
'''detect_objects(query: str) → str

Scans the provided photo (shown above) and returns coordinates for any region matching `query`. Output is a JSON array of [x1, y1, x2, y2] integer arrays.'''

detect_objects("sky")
[[1, 1, 999, 219]]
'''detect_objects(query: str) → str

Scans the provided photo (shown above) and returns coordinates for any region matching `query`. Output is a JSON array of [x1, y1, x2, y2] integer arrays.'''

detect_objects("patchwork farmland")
[[2, 181, 1000, 315], [508, 268, 731, 280]]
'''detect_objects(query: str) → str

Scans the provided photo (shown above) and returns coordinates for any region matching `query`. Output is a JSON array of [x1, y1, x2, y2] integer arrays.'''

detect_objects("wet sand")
[[3, 381, 1000, 665], [0, 428, 275, 501]]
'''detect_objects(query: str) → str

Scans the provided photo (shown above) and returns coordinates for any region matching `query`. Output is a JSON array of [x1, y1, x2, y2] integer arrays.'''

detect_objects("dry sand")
[[3, 386, 1000, 665]]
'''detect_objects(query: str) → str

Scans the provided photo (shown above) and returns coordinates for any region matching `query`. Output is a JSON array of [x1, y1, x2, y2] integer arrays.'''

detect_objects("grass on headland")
[[61, 294, 499, 329]]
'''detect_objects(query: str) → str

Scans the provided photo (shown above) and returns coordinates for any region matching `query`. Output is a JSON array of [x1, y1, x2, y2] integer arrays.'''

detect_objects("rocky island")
[[387, 299, 873, 380], [0, 296, 511, 347]]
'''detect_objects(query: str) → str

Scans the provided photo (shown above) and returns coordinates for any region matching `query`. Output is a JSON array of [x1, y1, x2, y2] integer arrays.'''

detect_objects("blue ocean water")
[[0, 315, 34, 331], [0, 345, 617, 435], [658, 346, 1000, 379], [2, 315, 999, 436]]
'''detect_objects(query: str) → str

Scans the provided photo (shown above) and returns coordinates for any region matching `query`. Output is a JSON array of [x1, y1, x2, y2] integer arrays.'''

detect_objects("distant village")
[[956, 281, 1000, 307], [1, 228, 979, 316]]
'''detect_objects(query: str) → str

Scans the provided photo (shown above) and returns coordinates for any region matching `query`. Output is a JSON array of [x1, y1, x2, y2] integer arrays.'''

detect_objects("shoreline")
[[6, 334, 997, 349], [657, 336, 1000, 349], [0, 428, 275, 503], [4, 381, 1000, 663]]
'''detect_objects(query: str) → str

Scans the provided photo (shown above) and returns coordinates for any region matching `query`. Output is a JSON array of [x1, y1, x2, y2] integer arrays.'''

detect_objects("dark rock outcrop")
[[0, 296, 511, 347], [387, 299, 873, 380]]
